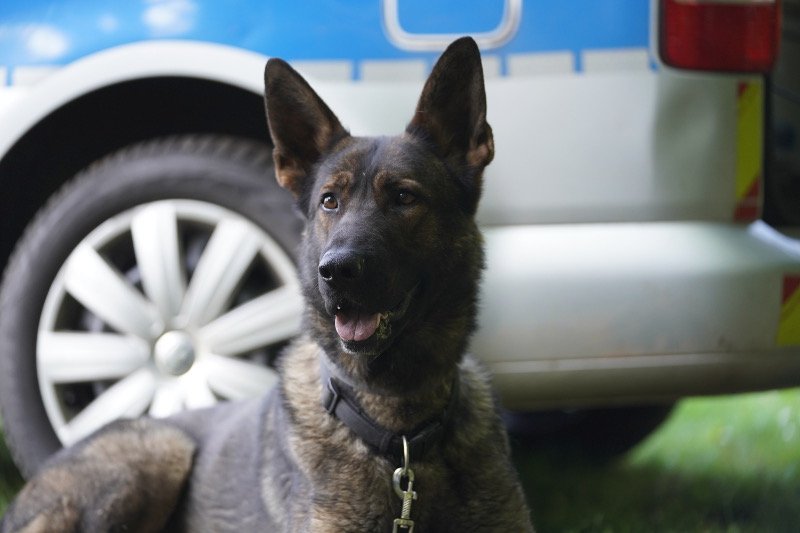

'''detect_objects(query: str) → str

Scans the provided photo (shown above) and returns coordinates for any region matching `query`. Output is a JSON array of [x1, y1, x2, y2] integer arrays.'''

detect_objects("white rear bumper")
[[476, 221, 800, 408]]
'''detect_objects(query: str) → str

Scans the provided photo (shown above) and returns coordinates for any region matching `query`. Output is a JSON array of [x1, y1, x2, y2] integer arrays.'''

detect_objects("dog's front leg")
[[1, 419, 195, 533], [304, 497, 391, 533], [307, 510, 382, 533]]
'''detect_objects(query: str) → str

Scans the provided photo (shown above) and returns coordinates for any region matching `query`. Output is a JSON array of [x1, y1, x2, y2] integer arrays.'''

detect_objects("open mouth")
[[334, 309, 386, 343], [332, 285, 418, 354]]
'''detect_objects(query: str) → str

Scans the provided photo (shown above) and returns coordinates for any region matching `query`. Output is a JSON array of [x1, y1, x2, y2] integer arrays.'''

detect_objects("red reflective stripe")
[[733, 174, 762, 222], [737, 82, 748, 98], [784, 276, 800, 305]]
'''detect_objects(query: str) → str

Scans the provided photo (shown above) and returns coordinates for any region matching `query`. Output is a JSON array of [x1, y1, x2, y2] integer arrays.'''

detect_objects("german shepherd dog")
[[1, 37, 534, 533]]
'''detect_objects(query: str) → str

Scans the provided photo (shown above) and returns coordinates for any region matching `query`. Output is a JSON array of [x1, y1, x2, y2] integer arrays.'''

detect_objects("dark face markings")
[[311, 137, 459, 231], [301, 136, 470, 359]]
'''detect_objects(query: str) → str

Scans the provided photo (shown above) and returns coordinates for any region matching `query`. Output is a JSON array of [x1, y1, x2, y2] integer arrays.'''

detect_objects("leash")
[[319, 362, 460, 532]]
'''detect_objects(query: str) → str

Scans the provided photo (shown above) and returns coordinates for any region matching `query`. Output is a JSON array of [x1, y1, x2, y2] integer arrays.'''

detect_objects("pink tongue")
[[335, 311, 380, 342]]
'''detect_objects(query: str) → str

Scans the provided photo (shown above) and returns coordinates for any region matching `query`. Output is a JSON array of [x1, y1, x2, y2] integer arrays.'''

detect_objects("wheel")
[[0, 136, 302, 477], [504, 404, 674, 460]]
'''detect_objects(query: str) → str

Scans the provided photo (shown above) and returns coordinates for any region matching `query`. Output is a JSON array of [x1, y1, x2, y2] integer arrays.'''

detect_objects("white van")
[[0, 0, 797, 476]]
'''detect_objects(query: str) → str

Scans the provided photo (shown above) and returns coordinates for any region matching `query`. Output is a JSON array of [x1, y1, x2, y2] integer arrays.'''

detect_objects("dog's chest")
[[275, 341, 524, 532], [303, 457, 463, 532]]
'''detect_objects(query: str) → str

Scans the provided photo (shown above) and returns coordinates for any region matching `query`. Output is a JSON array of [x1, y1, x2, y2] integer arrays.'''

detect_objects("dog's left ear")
[[407, 37, 494, 211], [264, 59, 349, 199]]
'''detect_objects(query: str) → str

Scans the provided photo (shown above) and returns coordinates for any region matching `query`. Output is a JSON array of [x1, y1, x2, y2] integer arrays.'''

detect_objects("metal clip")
[[392, 436, 417, 533]]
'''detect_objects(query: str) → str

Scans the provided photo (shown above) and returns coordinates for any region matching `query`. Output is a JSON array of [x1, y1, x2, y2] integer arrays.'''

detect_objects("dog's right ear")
[[264, 59, 349, 198]]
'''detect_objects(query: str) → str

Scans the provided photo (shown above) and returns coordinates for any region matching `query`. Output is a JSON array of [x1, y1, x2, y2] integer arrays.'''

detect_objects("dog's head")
[[264, 37, 493, 393]]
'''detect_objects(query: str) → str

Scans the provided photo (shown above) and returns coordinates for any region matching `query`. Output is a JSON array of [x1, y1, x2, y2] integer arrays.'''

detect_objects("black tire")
[[0, 136, 301, 478], [505, 404, 674, 461]]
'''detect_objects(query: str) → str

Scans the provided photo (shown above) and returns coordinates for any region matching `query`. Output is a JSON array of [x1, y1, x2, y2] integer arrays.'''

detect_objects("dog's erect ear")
[[264, 59, 349, 198], [406, 37, 494, 204]]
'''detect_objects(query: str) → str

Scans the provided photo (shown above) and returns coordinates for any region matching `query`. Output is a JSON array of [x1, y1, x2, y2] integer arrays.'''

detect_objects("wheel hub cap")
[[154, 331, 196, 376]]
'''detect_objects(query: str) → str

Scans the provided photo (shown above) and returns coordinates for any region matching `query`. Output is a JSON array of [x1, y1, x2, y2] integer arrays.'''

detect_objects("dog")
[[1, 37, 534, 532]]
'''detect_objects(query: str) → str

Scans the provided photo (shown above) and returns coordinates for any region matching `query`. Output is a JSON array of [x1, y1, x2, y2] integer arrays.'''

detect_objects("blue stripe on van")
[[0, 0, 650, 73]]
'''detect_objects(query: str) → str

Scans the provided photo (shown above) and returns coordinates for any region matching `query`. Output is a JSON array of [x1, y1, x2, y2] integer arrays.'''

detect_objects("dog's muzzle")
[[318, 249, 382, 342], [318, 248, 419, 350]]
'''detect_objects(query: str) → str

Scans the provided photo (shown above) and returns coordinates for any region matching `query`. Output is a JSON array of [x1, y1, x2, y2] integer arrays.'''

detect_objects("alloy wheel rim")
[[37, 199, 302, 446]]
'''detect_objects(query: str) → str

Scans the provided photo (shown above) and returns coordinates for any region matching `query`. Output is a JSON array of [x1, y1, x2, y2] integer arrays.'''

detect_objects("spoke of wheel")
[[203, 353, 278, 401], [62, 367, 156, 445], [38, 332, 150, 383], [198, 286, 303, 356], [63, 244, 162, 340], [179, 218, 262, 327], [149, 381, 185, 419], [182, 368, 217, 410], [131, 203, 186, 321]]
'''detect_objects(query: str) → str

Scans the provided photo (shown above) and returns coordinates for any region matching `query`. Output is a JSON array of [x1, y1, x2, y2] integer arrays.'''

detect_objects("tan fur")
[[2, 420, 194, 533], [273, 150, 307, 195], [272, 337, 533, 532]]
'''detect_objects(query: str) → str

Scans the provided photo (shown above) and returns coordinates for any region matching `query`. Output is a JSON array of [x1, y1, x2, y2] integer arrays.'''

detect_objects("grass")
[[1, 389, 799, 529], [0, 423, 23, 517], [515, 388, 800, 532]]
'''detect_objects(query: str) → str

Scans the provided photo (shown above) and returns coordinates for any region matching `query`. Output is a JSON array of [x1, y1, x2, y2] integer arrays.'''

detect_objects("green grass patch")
[[1, 390, 799, 528], [516, 389, 800, 532], [0, 421, 23, 517]]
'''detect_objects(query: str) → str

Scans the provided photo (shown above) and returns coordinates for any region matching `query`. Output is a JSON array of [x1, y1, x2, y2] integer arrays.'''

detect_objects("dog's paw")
[[2, 419, 196, 533], [1, 484, 80, 533]]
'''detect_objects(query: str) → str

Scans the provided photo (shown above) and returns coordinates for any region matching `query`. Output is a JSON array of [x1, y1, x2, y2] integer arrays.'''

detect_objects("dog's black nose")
[[319, 250, 365, 285]]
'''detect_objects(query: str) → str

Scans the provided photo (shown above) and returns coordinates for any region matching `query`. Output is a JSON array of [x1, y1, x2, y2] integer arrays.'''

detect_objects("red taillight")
[[660, 0, 782, 72]]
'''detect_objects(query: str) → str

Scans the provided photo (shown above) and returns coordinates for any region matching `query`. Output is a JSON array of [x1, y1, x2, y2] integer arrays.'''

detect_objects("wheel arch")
[[0, 41, 273, 270]]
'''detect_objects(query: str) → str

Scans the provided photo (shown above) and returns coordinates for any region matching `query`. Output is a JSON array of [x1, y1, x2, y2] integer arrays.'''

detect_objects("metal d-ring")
[[401, 434, 410, 474], [393, 435, 416, 499]]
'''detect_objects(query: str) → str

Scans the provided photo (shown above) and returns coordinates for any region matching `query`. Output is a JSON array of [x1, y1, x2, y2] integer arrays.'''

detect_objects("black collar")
[[319, 362, 459, 462]]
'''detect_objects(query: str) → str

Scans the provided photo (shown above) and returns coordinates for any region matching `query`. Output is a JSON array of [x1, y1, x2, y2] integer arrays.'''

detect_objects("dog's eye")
[[321, 193, 339, 211], [396, 191, 417, 206]]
